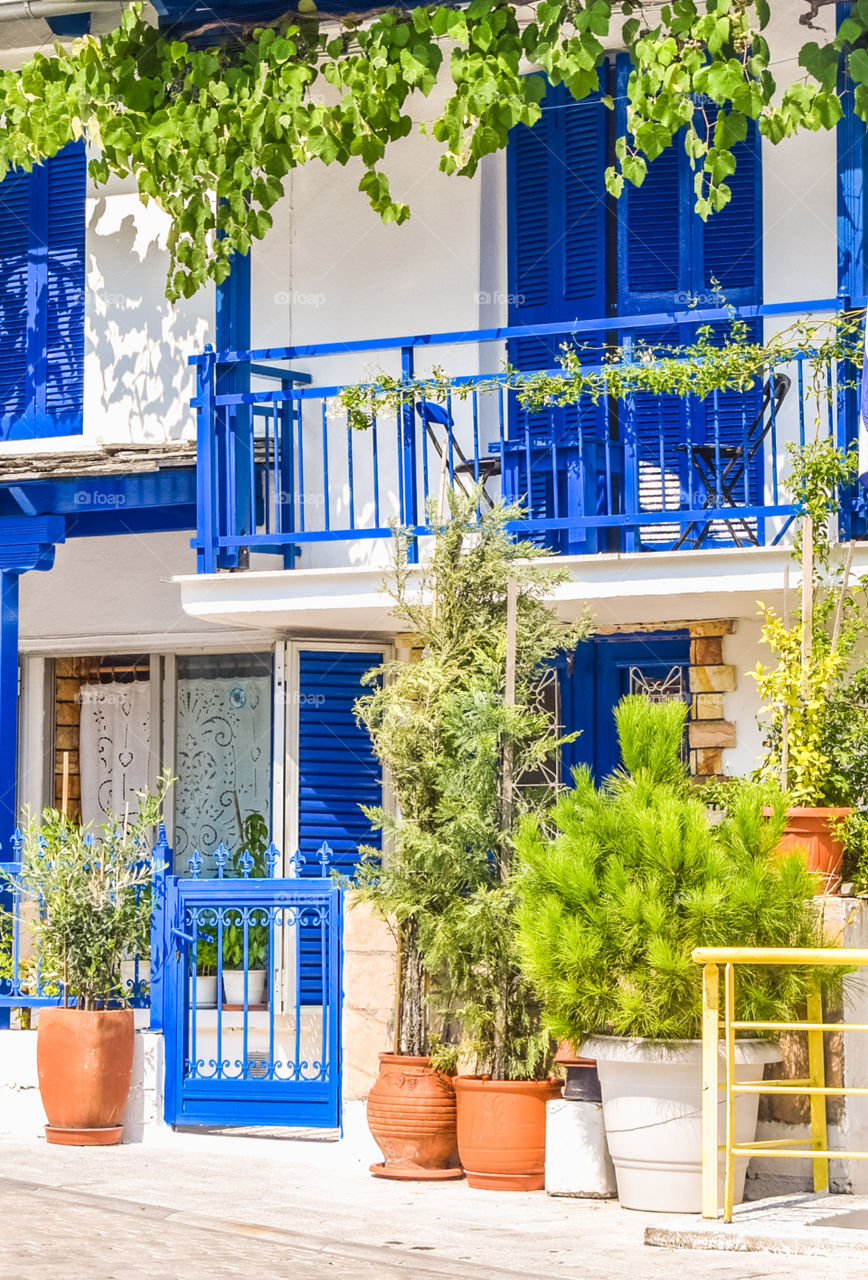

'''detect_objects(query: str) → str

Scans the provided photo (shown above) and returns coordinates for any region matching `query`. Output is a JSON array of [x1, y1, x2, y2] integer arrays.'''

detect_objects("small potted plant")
[[516, 696, 832, 1213], [2, 777, 170, 1145], [755, 440, 865, 889], [221, 811, 271, 1008], [192, 931, 218, 1008]]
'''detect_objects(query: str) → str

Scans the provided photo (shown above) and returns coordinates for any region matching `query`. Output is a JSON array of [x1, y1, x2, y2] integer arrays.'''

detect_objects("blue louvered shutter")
[[697, 113, 763, 532], [615, 58, 763, 546], [44, 144, 87, 427], [615, 55, 691, 316], [296, 648, 383, 1001], [506, 73, 608, 553], [0, 142, 85, 441], [0, 171, 30, 434]]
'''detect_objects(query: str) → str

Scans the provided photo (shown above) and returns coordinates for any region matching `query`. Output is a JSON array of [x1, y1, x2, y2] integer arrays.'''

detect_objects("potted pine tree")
[[3, 778, 170, 1145], [355, 492, 587, 1184], [516, 696, 831, 1213]]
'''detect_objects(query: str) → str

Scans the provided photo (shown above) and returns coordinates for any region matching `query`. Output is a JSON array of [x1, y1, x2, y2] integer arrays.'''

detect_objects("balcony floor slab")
[[175, 544, 868, 635]]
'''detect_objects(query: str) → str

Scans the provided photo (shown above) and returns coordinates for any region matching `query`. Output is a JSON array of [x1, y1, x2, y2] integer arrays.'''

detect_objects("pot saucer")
[[370, 1161, 464, 1181]]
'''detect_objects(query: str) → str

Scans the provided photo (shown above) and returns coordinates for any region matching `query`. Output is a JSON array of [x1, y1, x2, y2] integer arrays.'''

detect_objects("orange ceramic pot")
[[765, 806, 851, 893], [37, 1007, 134, 1145], [454, 1076, 562, 1191], [367, 1053, 462, 1180]]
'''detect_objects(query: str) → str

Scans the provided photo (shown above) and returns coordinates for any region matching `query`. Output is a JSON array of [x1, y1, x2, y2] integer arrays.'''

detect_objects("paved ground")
[[1, 1131, 867, 1279]]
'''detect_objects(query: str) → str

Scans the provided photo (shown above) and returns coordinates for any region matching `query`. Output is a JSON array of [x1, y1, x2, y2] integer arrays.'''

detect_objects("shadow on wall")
[[85, 198, 212, 443]]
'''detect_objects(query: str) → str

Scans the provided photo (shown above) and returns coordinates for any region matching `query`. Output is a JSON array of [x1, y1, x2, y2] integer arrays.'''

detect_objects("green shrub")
[[2, 776, 171, 1010], [516, 696, 831, 1044]]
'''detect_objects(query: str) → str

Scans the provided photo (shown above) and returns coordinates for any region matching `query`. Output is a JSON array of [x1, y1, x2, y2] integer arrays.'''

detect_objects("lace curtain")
[[78, 682, 152, 826], [173, 674, 272, 871]]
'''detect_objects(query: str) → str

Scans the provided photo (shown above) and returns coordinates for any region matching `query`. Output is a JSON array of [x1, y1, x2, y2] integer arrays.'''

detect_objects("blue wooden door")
[[561, 632, 691, 782], [296, 648, 383, 1002]]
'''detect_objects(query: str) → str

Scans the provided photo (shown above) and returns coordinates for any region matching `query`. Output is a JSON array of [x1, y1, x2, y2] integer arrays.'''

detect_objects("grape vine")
[[0, 0, 864, 299]]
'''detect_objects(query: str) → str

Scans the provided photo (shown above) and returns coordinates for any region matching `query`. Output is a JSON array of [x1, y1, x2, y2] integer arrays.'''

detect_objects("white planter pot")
[[194, 974, 218, 1009], [582, 1035, 781, 1214], [222, 969, 268, 1007]]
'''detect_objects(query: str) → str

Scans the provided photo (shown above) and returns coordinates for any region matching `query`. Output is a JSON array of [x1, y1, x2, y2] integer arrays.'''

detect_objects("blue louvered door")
[[615, 56, 763, 547], [0, 142, 86, 440], [296, 648, 383, 1002], [506, 73, 609, 554]]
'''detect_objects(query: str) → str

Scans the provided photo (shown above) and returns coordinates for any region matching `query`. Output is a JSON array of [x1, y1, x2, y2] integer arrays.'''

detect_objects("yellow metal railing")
[[692, 946, 868, 1222]]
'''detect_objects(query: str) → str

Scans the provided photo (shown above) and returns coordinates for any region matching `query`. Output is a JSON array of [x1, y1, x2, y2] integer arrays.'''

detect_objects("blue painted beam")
[[0, 470, 197, 533], [216, 251, 253, 568], [0, 572, 18, 853]]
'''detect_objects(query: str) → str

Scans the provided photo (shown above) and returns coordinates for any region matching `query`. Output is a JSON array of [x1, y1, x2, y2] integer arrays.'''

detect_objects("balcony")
[[189, 299, 863, 578]]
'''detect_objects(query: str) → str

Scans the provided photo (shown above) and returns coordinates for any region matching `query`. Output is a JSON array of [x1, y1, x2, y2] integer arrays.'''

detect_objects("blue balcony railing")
[[189, 299, 862, 574]]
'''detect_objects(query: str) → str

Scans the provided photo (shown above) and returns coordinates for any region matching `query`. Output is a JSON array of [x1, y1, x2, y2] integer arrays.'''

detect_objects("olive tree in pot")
[[3, 779, 170, 1146], [354, 492, 587, 1185], [517, 696, 832, 1213]]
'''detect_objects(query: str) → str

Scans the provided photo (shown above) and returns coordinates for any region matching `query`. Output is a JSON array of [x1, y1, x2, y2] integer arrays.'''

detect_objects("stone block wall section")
[[341, 893, 397, 1103], [686, 620, 737, 781]]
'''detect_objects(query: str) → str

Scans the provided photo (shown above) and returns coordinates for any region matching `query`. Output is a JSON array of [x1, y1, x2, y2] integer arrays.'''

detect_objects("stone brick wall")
[[687, 620, 736, 781]]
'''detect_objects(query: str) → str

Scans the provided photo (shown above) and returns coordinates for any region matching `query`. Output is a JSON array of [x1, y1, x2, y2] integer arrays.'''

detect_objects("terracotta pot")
[[367, 1053, 462, 1180], [37, 1007, 135, 1146], [454, 1076, 562, 1191], [765, 806, 851, 893]]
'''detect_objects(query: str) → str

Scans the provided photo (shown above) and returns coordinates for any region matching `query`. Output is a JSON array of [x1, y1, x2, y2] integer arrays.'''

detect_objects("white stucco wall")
[[723, 617, 766, 779], [18, 531, 275, 651]]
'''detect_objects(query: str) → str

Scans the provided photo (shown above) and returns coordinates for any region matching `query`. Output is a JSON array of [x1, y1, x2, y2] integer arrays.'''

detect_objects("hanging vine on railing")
[[336, 310, 866, 432], [1, 1, 868, 298]]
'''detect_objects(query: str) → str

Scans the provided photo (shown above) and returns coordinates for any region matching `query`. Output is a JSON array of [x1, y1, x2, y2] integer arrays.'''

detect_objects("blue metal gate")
[[160, 846, 343, 1129]]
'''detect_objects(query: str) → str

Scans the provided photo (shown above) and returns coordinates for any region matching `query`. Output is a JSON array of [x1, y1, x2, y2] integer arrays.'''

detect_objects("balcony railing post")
[[806, 985, 829, 1193], [701, 961, 720, 1219], [621, 335, 638, 554], [835, 292, 864, 541], [148, 822, 172, 1033], [195, 347, 218, 575], [400, 345, 419, 564]]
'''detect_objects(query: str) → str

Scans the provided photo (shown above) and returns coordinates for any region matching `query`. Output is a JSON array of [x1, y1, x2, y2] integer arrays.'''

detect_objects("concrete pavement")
[[0, 1130, 865, 1279]]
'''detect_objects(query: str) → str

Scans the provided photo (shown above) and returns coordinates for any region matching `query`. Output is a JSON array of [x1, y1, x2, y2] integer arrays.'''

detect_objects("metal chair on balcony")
[[673, 373, 791, 550], [414, 401, 500, 508]]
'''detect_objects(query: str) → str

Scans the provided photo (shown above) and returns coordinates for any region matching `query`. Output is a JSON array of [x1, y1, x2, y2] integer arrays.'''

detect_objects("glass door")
[[170, 651, 275, 874]]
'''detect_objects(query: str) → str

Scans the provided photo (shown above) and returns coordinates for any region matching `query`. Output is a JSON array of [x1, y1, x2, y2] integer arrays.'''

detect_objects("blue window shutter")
[[700, 114, 762, 304], [615, 54, 691, 315], [507, 73, 608, 339], [0, 170, 30, 433], [506, 73, 608, 553], [44, 143, 87, 426], [0, 141, 85, 441], [296, 649, 383, 1001]]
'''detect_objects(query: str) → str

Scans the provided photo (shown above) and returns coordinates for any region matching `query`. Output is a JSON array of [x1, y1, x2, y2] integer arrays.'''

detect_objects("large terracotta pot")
[[37, 1007, 135, 1146], [454, 1076, 562, 1191], [367, 1053, 462, 1180], [766, 806, 851, 892]]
